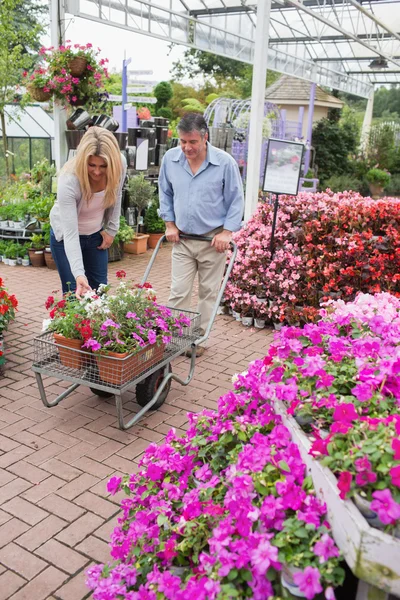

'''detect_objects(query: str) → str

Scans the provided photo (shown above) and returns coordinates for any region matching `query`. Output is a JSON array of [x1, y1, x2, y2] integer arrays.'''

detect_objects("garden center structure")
[[58, 0, 400, 217]]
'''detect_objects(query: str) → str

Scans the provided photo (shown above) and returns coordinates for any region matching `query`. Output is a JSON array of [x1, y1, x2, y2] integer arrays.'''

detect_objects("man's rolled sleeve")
[[159, 158, 176, 222], [223, 159, 244, 232]]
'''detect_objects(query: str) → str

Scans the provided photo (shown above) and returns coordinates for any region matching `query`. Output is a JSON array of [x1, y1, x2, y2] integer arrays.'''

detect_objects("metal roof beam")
[[313, 55, 400, 61], [67, 0, 373, 97], [347, 69, 400, 73], [270, 33, 394, 43]]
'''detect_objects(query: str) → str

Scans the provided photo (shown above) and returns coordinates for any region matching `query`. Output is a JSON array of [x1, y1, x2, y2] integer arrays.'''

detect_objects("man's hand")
[[165, 222, 180, 243], [211, 229, 232, 253], [75, 275, 91, 299], [97, 230, 114, 250]]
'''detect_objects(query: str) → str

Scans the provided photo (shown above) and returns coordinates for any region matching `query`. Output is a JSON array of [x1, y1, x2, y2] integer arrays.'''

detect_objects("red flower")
[[116, 270, 126, 279], [337, 471, 352, 500], [45, 296, 55, 310]]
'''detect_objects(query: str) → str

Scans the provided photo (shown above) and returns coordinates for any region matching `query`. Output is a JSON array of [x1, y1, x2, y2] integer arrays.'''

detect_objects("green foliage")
[[312, 117, 359, 186], [205, 92, 219, 105], [0, 0, 44, 178], [366, 168, 391, 186], [28, 194, 54, 220], [385, 174, 400, 195], [325, 174, 362, 193], [181, 97, 205, 114], [125, 175, 155, 234], [144, 197, 165, 234], [153, 81, 173, 113], [373, 86, 400, 119], [29, 233, 44, 249], [368, 124, 395, 169], [30, 158, 56, 195], [156, 107, 172, 120], [114, 216, 134, 244]]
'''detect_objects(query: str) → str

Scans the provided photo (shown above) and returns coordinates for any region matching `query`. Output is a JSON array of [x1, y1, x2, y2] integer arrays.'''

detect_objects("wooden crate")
[[272, 399, 400, 599]]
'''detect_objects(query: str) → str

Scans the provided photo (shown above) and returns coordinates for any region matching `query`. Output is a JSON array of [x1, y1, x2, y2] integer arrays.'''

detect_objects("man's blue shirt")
[[159, 142, 244, 235]]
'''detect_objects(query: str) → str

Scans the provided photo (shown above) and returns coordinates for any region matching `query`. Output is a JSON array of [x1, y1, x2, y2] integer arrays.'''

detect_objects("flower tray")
[[272, 398, 400, 598], [96, 344, 165, 386]]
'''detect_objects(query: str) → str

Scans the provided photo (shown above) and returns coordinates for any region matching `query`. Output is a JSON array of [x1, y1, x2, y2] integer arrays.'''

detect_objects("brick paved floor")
[[0, 245, 273, 599]]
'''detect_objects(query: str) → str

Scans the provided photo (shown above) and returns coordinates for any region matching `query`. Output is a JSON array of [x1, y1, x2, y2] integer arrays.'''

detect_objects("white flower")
[[42, 318, 52, 332]]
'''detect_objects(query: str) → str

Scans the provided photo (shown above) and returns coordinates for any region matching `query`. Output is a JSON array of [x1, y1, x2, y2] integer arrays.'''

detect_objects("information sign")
[[262, 139, 304, 196]]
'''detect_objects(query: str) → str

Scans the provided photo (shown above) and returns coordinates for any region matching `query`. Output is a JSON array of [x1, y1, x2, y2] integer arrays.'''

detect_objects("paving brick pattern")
[[0, 245, 273, 598]]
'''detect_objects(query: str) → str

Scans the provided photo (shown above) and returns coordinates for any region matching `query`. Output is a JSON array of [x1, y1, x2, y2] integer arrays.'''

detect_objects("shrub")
[[144, 196, 165, 233], [156, 107, 172, 120], [325, 174, 362, 193], [385, 174, 400, 196], [366, 168, 391, 187]]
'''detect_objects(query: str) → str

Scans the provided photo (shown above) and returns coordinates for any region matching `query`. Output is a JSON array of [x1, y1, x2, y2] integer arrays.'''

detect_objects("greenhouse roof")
[[0, 104, 54, 139], [71, 0, 400, 98]]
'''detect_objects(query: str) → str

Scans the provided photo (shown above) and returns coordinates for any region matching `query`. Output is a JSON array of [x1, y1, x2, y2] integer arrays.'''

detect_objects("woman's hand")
[[76, 275, 91, 299], [97, 230, 114, 250]]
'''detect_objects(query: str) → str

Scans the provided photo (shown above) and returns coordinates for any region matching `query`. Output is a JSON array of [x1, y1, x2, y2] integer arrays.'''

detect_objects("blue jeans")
[[50, 229, 108, 294]]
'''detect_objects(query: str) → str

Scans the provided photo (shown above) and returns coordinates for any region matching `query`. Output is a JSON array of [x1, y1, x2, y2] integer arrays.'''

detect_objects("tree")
[[0, 0, 43, 178], [153, 81, 173, 115], [170, 49, 280, 99]]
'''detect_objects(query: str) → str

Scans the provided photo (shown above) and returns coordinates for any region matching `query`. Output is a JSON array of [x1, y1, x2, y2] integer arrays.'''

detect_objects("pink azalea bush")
[[86, 361, 345, 598], [225, 192, 400, 325], [261, 292, 400, 532]]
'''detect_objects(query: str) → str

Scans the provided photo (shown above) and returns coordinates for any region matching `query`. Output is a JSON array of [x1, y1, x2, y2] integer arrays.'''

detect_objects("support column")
[[244, 0, 272, 222], [360, 89, 374, 155], [280, 109, 287, 139], [50, 0, 68, 171], [303, 82, 316, 175], [298, 106, 304, 138]]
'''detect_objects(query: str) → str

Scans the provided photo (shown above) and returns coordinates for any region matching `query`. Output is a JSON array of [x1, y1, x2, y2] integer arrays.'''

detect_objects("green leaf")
[[278, 460, 290, 472], [157, 514, 168, 526]]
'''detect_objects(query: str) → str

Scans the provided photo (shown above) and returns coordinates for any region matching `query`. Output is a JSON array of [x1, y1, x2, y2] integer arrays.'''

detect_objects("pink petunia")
[[390, 464, 400, 488], [313, 534, 340, 563], [106, 476, 121, 495], [371, 489, 400, 524], [333, 403, 358, 423], [293, 566, 323, 600], [392, 439, 400, 461]]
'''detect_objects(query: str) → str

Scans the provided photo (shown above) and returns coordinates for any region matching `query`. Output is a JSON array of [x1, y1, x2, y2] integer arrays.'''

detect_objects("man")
[[159, 113, 244, 356]]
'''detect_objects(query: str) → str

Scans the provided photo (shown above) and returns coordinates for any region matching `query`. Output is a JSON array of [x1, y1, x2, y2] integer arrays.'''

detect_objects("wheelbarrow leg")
[[35, 372, 80, 408]]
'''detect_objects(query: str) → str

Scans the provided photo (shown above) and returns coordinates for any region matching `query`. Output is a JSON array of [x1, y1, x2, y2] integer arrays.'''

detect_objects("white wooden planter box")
[[272, 399, 400, 600]]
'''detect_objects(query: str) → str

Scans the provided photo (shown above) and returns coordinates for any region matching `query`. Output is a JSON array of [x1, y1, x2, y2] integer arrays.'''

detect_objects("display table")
[[272, 399, 400, 600]]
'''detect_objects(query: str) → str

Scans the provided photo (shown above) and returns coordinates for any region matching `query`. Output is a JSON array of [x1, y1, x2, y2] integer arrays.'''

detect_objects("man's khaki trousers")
[[168, 231, 226, 333]]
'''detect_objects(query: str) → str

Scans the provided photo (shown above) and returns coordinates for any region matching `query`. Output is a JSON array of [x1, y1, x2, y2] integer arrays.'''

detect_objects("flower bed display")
[[86, 370, 346, 597], [225, 191, 400, 326], [0, 277, 18, 367]]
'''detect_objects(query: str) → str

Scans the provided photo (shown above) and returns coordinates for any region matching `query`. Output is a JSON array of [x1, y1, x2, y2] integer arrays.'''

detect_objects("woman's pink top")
[[78, 191, 106, 235]]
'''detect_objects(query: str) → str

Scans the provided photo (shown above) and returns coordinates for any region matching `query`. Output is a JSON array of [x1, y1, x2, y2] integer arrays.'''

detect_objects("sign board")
[[127, 86, 154, 94], [262, 138, 304, 196], [108, 95, 156, 104], [127, 96, 157, 104], [128, 69, 153, 75], [128, 79, 159, 85], [124, 103, 132, 110]]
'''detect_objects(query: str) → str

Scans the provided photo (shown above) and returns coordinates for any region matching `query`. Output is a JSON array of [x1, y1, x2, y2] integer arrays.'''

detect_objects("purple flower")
[[82, 337, 102, 351], [293, 566, 323, 599], [325, 587, 336, 600], [333, 403, 358, 423], [147, 329, 157, 345], [351, 382, 374, 402], [107, 476, 122, 495], [313, 534, 340, 563], [250, 539, 279, 574], [355, 470, 377, 486], [371, 489, 400, 524], [126, 312, 139, 320], [100, 318, 120, 330]]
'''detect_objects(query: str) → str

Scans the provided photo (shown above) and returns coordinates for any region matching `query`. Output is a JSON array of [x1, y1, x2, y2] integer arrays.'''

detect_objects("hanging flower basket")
[[68, 56, 88, 76], [27, 84, 52, 102]]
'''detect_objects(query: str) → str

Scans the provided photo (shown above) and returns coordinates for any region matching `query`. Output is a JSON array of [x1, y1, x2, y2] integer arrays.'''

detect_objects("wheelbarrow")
[[32, 234, 237, 430]]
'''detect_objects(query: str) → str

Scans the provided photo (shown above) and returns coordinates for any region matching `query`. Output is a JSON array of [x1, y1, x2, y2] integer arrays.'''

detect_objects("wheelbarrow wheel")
[[136, 363, 172, 409], [90, 387, 114, 398]]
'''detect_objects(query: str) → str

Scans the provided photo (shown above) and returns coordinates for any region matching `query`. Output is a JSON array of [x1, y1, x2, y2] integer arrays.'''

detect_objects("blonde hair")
[[62, 127, 122, 208]]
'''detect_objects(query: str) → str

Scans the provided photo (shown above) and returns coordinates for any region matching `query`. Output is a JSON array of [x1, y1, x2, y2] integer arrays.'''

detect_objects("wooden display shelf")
[[272, 398, 400, 600]]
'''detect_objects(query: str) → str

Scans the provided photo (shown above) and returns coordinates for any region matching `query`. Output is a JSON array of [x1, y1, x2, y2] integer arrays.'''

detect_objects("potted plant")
[[108, 216, 134, 263], [23, 67, 52, 102], [144, 196, 165, 249], [28, 233, 45, 267], [44, 292, 90, 370], [81, 277, 190, 385], [0, 277, 18, 369], [124, 175, 154, 254], [366, 168, 391, 198], [40, 43, 109, 109]]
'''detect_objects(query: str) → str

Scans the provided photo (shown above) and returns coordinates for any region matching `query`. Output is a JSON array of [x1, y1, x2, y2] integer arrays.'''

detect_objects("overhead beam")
[[270, 33, 394, 43], [313, 56, 400, 62], [346, 69, 400, 74], [68, 0, 373, 97]]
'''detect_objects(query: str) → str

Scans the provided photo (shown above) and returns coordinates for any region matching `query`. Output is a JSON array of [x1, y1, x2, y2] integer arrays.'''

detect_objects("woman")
[[50, 127, 127, 298]]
